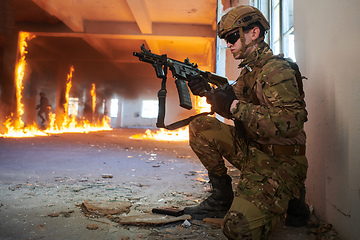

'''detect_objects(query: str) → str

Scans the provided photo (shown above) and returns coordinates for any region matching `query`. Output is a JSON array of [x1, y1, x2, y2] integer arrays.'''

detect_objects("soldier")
[[184, 5, 310, 239]]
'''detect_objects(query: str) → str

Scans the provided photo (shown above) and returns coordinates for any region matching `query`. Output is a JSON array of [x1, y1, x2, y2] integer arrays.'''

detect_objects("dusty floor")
[[0, 128, 330, 239]]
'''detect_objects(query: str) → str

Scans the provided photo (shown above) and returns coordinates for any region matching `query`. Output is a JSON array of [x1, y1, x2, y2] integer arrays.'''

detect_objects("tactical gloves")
[[187, 75, 211, 96], [188, 77, 237, 119], [206, 84, 237, 119]]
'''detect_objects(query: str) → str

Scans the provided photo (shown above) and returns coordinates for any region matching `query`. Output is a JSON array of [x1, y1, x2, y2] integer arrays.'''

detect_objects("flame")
[[64, 66, 74, 117], [91, 83, 96, 117], [194, 96, 211, 114], [59, 65, 74, 130], [131, 96, 211, 141], [0, 35, 112, 138], [15, 32, 35, 128], [43, 66, 111, 134], [1, 115, 47, 138], [131, 127, 189, 141]]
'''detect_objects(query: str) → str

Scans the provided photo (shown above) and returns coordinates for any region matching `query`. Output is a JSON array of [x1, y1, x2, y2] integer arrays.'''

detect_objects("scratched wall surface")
[[294, 0, 360, 239]]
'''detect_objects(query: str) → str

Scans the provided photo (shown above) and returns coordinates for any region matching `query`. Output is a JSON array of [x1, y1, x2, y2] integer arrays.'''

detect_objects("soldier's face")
[[226, 27, 259, 59], [226, 29, 243, 57]]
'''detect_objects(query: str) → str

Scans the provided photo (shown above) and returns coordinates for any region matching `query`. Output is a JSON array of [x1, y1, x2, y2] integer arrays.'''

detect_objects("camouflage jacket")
[[231, 42, 307, 144]]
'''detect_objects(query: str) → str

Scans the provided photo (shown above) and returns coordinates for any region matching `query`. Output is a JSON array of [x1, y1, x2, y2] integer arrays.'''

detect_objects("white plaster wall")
[[121, 99, 156, 128], [294, 0, 360, 239]]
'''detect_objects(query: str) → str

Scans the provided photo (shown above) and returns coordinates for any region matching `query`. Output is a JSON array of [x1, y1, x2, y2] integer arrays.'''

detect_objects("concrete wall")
[[294, 0, 360, 238], [121, 99, 156, 128]]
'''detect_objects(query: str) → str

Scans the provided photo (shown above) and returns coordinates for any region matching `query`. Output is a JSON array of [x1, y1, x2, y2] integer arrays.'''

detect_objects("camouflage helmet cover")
[[217, 5, 270, 39]]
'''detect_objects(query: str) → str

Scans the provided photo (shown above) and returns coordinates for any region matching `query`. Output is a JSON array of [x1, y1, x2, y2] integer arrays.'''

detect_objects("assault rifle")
[[133, 44, 228, 129]]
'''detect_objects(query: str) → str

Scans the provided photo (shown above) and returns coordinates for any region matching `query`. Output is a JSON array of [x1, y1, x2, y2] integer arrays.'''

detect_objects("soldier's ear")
[[251, 27, 261, 41]]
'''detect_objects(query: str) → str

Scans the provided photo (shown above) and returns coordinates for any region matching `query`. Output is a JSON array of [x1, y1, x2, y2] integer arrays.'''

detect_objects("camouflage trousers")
[[189, 116, 308, 240]]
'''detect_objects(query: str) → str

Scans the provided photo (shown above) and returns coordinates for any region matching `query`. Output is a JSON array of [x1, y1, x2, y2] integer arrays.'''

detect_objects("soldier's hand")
[[187, 75, 211, 96], [206, 84, 237, 119]]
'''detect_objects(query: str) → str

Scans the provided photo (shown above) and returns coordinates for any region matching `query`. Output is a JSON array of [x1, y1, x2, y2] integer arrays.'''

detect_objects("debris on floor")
[[101, 174, 113, 178], [0, 129, 343, 240], [86, 224, 98, 230], [313, 223, 341, 240], [48, 210, 74, 218], [81, 200, 132, 216], [203, 218, 223, 227], [306, 216, 341, 240], [119, 213, 192, 225]]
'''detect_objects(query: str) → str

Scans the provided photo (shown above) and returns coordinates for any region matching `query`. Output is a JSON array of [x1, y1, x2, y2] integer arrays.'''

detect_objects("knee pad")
[[222, 210, 252, 239], [222, 197, 269, 240]]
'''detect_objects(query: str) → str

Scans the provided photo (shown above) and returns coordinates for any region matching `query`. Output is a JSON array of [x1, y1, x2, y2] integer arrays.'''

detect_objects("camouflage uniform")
[[189, 42, 308, 239]]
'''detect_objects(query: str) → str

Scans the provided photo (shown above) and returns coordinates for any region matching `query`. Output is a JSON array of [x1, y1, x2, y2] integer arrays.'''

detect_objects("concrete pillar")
[[103, 98, 110, 119], [95, 91, 107, 122], [0, 0, 17, 130], [55, 62, 71, 128], [83, 86, 93, 122], [116, 96, 122, 128], [0, 30, 18, 123], [25, 69, 40, 125]]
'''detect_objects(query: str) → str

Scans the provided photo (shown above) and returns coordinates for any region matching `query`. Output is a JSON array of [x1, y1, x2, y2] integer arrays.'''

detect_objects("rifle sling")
[[156, 89, 167, 128], [156, 54, 168, 129], [157, 82, 212, 129], [162, 112, 213, 130]]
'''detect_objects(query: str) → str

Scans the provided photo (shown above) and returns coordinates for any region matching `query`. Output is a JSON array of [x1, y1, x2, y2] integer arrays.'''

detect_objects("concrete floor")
[[0, 128, 321, 239]]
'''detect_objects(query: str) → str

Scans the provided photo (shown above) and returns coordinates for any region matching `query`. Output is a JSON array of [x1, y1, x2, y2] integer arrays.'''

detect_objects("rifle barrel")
[[133, 52, 143, 58]]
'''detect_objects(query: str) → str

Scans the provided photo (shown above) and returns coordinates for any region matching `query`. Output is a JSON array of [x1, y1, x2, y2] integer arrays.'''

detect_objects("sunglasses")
[[225, 31, 240, 44]]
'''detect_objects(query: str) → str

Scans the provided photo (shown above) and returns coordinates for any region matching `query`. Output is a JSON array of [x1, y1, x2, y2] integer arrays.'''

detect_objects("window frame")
[[250, 0, 295, 60]]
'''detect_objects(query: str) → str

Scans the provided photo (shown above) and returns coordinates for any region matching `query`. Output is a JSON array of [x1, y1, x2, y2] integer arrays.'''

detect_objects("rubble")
[[101, 174, 113, 178], [181, 219, 191, 228], [203, 218, 223, 227], [119, 213, 191, 225], [86, 224, 98, 230], [47, 211, 73, 218], [81, 201, 132, 216]]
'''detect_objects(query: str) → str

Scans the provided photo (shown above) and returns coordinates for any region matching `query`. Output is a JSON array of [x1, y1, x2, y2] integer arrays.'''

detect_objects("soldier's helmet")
[[217, 5, 270, 39]]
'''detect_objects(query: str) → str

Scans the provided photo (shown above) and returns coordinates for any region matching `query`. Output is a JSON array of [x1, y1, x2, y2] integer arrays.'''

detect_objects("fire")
[[1, 115, 47, 138], [195, 96, 211, 113], [0, 33, 111, 138], [64, 66, 74, 118], [91, 83, 96, 118], [43, 66, 111, 134], [15, 32, 35, 129], [0, 32, 43, 138], [131, 96, 211, 141], [131, 128, 189, 141]]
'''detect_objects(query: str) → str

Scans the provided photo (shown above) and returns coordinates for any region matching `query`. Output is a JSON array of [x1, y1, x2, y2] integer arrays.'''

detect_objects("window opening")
[[250, 0, 295, 60], [68, 97, 79, 116], [141, 100, 158, 118], [110, 99, 118, 117]]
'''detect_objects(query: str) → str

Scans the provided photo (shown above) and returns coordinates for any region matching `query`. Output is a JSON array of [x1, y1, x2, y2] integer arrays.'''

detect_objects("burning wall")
[[0, 32, 113, 137]]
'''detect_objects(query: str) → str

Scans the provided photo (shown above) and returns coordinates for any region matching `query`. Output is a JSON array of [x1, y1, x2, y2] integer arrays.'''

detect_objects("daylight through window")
[[250, 0, 296, 61], [141, 100, 158, 118]]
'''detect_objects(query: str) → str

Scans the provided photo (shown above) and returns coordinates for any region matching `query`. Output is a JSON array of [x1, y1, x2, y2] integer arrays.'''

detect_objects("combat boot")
[[184, 173, 234, 219], [285, 185, 310, 227]]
